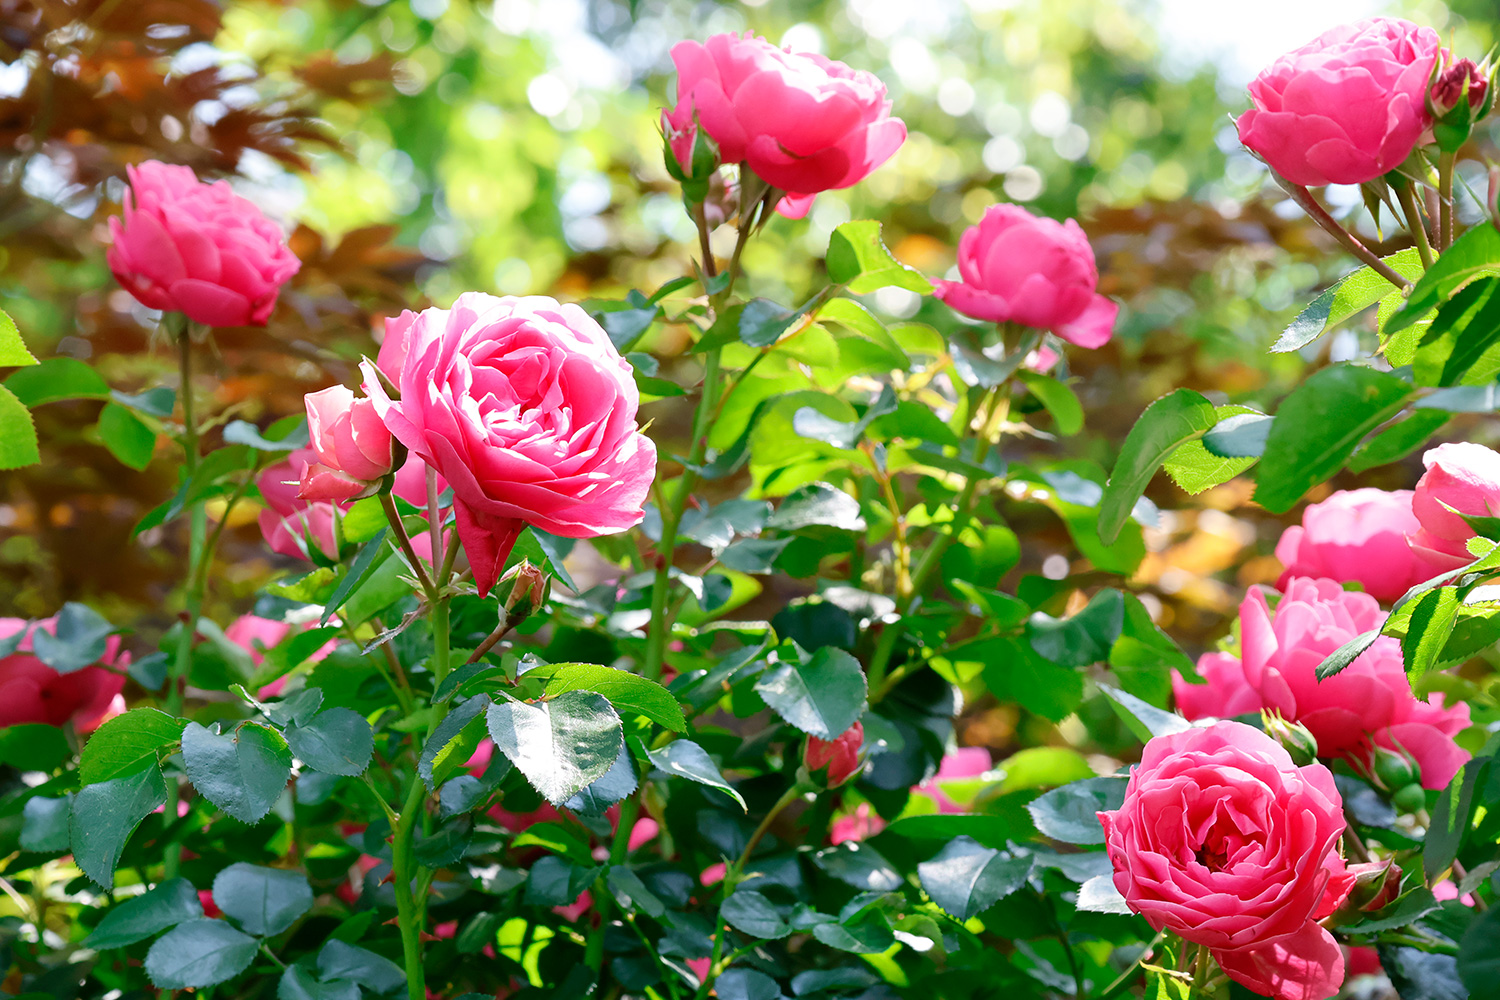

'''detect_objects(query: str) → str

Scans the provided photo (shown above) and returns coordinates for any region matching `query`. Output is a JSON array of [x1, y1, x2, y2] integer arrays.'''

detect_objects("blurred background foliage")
[[2, 0, 1498, 750]]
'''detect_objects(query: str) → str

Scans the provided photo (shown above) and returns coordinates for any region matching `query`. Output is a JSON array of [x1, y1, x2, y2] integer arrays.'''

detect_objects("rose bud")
[[660, 105, 720, 204], [1345, 860, 1402, 913], [1429, 57, 1496, 151], [299, 385, 395, 503], [805, 722, 863, 786], [1262, 712, 1319, 767], [499, 560, 550, 623], [1371, 745, 1421, 792], [1392, 782, 1428, 814]]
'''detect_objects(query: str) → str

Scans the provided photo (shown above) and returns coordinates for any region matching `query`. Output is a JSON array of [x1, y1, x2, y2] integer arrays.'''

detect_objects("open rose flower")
[[1236, 18, 1441, 186], [300, 385, 394, 502], [0, 617, 127, 731], [1172, 650, 1263, 721], [107, 161, 301, 327], [1275, 488, 1442, 603], [664, 32, 906, 219], [1236, 578, 1468, 790], [360, 293, 656, 596], [1100, 721, 1354, 1000], [1409, 442, 1500, 569], [258, 449, 438, 563], [932, 204, 1117, 348]]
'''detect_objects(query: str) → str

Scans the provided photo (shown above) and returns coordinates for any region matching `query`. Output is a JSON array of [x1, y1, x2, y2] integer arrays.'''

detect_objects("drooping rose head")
[[805, 721, 863, 785], [1173, 650, 1264, 721], [1236, 17, 1441, 187], [361, 293, 657, 596], [1275, 488, 1442, 603], [300, 385, 394, 503], [932, 204, 1118, 348], [1409, 442, 1500, 569], [1100, 721, 1353, 1000], [665, 33, 906, 218], [107, 161, 301, 327], [0, 618, 127, 730], [1239, 578, 1469, 790]]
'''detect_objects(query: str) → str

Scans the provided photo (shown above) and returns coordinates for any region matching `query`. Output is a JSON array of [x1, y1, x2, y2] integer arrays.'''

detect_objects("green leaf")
[[1348, 409, 1450, 473], [71, 765, 167, 890], [817, 297, 910, 365], [979, 636, 1085, 722], [223, 418, 309, 452], [606, 865, 667, 919], [485, 691, 623, 807], [826, 220, 933, 294], [317, 940, 406, 994], [1273, 249, 1423, 352], [181, 721, 293, 824], [30, 602, 116, 673], [722, 890, 790, 939], [284, 708, 374, 777], [1414, 381, 1500, 412], [1314, 629, 1382, 680], [97, 401, 157, 470], [87, 878, 203, 949], [738, 298, 799, 348], [717, 969, 782, 1000], [319, 529, 388, 627], [420, 695, 490, 792], [1254, 365, 1413, 513], [917, 836, 1032, 920], [1387, 223, 1500, 334], [1401, 587, 1461, 680], [1201, 413, 1273, 458], [1163, 406, 1263, 495], [1099, 389, 1217, 544], [0, 385, 38, 470], [753, 646, 868, 740], [1077, 874, 1132, 914], [112, 386, 176, 418], [4, 356, 109, 406], [564, 744, 637, 814], [543, 663, 686, 733], [1018, 371, 1084, 435], [1413, 276, 1500, 387], [1425, 758, 1489, 883], [212, 863, 313, 936], [20, 793, 71, 852], [525, 855, 597, 906], [884, 813, 1024, 850], [811, 908, 896, 954], [145, 918, 258, 990], [0, 724, 70, 770], [1098, 684, 1193, 742], [278, 966, 360, 1000], [0, 309, 36, 366], [1341, 888, 1441, 936], [646, 739, 746, 811], [1458, 906, 1500, 999], [811, 841, 902, 891], [1027, 776, 1127, 844], [79, 708, 185, 785], [766, 481, 866, 533], [1027, 589, 1124, 667]]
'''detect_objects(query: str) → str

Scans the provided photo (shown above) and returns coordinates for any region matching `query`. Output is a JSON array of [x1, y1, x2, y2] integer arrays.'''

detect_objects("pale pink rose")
[[805, 721, 863, 785], [299, 386, 394, 502], [1240, 578, 1470, 790], [107, 161, 300, 327], [360, 294, 656, 596], [1174, 651, 1264, 721], [1100, 721, 1353, 1000], [1433, 878, 1476, 907], [1410, 442, 1500, 569], [912, 746, 991, 814], [830, 803, 885, 845], [224, 614, 337, 698], [1023, 346, 1061, 373], [1276, 489, 1441, 603], [699, 862, 726, 887], [0, 617, 127, 730], [932, 205, 1117, 348], [664, 32, 906, 217], [1237, 18, 1441, 186]]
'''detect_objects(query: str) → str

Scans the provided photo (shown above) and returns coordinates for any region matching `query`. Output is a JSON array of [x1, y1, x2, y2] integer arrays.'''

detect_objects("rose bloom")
[[664, 32, 906, 219], [258, 449, 439, 563], [1237, 18, 1441, 186], [300, 385, 394, 502], [1275, 488, 1441, 603], [1193, 578, 1470, 790], [361, 293, 656, 596], [1172, 651, 1263, 721], [1100, 721, 1355, 1000], [932, 205, 1117, 348], [224, 614, 338, 698], [107, 161, 300, 327], [1409, 442, 1500, 569], [0, 618, 127, 731]]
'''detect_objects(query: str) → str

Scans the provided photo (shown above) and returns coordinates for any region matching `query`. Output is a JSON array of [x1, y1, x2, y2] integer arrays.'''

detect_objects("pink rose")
[[1239, 578, 1469, 790], [1100, 721, 1353, 1000], [224, 614, 337, 697], [360, 293, 656, 597], [300, 386, 394, 502], [1275, 489, 1442, 603], [932, 205, 1118, 348], [805, 721, 863, 785], [911, 746, 991, 814], [257, 449, 341, 562], [1173, 651, 1263, 720], [107, 161, 301, 327], [1409, 442, 1500, 569], [0, 617, 127, 731], [1236, 18, 1441, 186], [664, 33, 906, 218]]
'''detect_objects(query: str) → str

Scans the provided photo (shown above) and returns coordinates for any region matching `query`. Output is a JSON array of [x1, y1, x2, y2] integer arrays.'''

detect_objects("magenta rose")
[[805, 721, 863, 786], [932, 204, 1118, 348], [1173, 650, 1264, 721], [1236, 18, 1441, 186], [107, 161, 301, 327], [1275, 488, 1442, 603], [664, 33, 906, 219], [0, 618, 127, 731], [300, 385, 395, 502], [1100, 721, 1354, 1000], [258, 449, 439, 562], [1239, 578, 1469, 790], [361, 293, 656, 596], [1409, 442, 1500, 569]]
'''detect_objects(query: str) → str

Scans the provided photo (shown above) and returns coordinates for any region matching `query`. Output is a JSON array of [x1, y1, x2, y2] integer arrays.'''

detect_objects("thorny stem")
[[1189, 943, 1214, 1000], [380, 492, 435, 595], [1439, 151, 1457, 251], [1396, 180, 1436, 269], [586, 795, 644, 973], [426, 468, 444, 574], [1276, 179, 1412, 290]]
